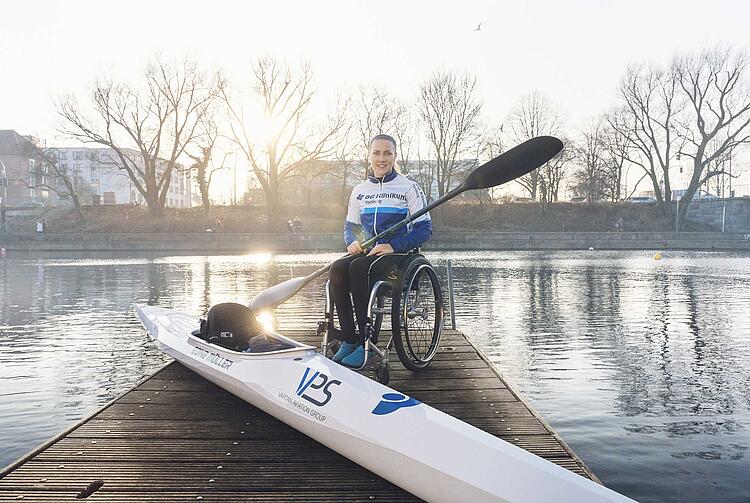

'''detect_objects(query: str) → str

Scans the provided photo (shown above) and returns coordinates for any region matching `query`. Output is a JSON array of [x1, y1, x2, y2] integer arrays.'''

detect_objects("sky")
[[2, 0, 750, 198]]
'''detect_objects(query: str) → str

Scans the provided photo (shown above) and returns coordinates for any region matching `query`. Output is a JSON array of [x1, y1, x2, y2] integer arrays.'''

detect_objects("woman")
[[330, 134, 432, 367]]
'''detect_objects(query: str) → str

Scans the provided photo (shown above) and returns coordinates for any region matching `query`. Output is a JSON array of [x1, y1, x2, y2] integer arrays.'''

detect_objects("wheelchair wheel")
[[392, 258, 444, 371]]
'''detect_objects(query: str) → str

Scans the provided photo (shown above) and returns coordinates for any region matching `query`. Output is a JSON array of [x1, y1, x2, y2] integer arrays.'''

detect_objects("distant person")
[[214, 218, 223, 232], [42, 219, 48, 233], [329, 134, 432, 368], [36, 220, 43, 233], [286, 215, 302, 232]]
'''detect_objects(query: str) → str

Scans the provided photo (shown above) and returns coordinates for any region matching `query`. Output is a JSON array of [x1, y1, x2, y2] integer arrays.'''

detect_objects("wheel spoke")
[[404, 269, 441, 362]]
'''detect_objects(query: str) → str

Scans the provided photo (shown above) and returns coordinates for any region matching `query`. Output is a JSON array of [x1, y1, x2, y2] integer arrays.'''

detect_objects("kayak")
[[134, 304, 635, 503]]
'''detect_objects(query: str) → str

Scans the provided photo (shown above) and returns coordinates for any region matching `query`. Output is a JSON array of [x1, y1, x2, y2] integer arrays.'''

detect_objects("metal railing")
[[0, 210, 48, 234]]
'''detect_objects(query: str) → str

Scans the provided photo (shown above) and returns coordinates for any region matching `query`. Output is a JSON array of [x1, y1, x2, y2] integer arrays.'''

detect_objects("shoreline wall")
[[2, 231, 750, 252]]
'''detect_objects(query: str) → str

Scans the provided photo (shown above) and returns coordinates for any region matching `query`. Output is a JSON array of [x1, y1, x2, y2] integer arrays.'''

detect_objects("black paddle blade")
[[463, 136, 563, 190]]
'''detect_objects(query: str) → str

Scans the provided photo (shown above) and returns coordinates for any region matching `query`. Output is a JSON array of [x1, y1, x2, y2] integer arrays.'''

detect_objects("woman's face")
[[369, 139, 396, 178]]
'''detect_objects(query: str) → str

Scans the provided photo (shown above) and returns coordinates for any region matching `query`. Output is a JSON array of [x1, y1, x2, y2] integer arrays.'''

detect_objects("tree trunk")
[[201, 184, 210, 216], [71, 194, 85, 224], [677, 158, 704, 230]]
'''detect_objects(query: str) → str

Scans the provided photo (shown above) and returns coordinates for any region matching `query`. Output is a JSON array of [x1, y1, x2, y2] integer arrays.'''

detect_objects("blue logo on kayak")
[[296, 367, 341, 407], [371, 392, 420, 415]]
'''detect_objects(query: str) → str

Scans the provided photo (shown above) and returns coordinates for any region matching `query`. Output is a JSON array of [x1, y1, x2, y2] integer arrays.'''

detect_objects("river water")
[[1, 250, 749, 502]]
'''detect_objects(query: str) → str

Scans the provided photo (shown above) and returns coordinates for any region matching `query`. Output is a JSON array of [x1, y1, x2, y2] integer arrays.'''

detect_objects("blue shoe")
[[341, 345, 373, 368], [332, 342, 358, 363]]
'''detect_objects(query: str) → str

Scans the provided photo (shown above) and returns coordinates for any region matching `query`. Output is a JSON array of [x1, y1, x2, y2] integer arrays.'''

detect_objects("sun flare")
[[256, 311, 276, 332]]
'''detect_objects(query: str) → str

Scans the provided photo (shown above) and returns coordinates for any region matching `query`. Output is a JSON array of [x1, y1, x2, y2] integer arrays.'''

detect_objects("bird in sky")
[[475, 23, 482, 31]]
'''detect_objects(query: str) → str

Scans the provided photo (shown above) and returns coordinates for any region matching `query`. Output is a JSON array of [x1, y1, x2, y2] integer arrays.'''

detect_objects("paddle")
[[248, 135, 564, 312]]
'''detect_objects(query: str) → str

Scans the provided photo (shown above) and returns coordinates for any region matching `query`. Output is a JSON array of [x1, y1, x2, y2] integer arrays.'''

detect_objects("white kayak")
[[134, 304, 635, 503]]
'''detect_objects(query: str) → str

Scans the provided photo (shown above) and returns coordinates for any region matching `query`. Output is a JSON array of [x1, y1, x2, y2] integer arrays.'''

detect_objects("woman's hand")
[[347, 241, 364, 255], [367, 243, 394, 257]]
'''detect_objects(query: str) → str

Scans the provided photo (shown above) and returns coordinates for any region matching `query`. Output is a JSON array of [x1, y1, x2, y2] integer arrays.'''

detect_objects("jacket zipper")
[[374, 177, 383, 241]]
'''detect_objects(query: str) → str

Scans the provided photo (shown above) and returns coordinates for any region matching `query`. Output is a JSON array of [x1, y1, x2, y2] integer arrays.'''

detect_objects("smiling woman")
[[328, 133, 434, 368]]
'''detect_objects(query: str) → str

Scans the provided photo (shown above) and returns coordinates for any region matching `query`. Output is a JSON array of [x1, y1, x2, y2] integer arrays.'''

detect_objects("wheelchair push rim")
[[394, 261, 444, 369]]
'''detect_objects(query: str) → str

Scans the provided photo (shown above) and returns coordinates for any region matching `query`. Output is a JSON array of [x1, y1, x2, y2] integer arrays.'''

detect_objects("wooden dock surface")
[[0, 328, 598, 502]]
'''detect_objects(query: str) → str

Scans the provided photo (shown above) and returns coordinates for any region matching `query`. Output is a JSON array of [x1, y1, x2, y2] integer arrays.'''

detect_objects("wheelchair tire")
[[392, 258, 444, 371]]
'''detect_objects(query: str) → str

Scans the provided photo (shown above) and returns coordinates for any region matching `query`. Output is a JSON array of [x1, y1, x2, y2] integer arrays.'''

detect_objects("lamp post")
[[0, 158, 7, 202], [232, 152, 237, 206], [0, 158, 7, 233]]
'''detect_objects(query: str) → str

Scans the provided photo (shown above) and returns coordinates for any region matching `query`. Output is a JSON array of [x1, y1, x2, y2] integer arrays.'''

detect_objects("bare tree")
[[391, 102, 417, 176], [615, 64, 684, 213], [221, 57, 346, 229], [673, 47, 750, 227], [19, 142, 87, 223], [703, 140, 741, 197], [466, 126, 505, 204], [330, 122, 360, 206], [57, 58, 216, 216], [480, 125, 505, 160], [600, 110, 633, 201], [539, 138, 575, 203], [570, 121, 608, 203], [186, 116, 230, 216], [417, 70, 482, 197], [506, 91, 564, 200], [352, 85, 415, 178]]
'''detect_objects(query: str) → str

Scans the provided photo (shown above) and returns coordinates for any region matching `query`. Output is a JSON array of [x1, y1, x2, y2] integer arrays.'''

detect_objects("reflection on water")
[[1, 250, 749, 502]]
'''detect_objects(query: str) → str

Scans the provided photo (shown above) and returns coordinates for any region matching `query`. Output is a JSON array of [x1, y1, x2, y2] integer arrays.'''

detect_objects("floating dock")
[[0, 328, 598, 501]]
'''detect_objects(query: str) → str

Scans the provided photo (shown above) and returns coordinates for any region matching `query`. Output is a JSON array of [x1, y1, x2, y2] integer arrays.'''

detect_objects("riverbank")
[[2, 231, 749, 252], [7, 201, 721, 235]]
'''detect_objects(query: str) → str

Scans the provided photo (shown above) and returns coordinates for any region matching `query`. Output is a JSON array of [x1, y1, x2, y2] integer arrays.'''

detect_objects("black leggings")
[[329, 254, 380, 345]]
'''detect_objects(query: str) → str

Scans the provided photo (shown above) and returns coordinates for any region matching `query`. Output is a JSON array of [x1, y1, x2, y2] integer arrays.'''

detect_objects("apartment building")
[[0, 130, 49, 206], [50, 147, 192, 208]]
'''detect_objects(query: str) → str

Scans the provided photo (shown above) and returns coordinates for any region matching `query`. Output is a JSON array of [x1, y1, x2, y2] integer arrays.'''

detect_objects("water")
[[1, 250, 749, 502]]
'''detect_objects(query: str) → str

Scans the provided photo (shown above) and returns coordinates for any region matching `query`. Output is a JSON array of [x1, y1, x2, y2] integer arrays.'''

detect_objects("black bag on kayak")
[[198, 302, 262, 352]]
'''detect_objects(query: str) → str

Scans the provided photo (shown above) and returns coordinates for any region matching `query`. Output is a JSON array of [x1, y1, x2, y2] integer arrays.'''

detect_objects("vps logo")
[[296, 367, 341, 407], [371, 392, 420, 415]]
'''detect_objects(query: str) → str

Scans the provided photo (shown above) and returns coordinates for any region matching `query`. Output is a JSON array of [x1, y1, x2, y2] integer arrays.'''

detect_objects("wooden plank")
[[152, 365, 500, 382], [68, 420, 303, 440], [0, 491, 419, 502], [0, 461, 404, 491], [36, 435, 569, 462]]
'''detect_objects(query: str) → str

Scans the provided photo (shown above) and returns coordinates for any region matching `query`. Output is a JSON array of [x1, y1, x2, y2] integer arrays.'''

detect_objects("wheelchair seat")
[[368, 249, 422, 291]]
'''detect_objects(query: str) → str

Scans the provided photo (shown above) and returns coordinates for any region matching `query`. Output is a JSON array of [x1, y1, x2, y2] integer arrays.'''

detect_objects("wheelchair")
[[318, 251, 444, 384]]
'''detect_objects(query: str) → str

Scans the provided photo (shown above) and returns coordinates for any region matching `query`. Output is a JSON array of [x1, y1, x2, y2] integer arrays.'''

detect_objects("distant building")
[[1, 131, 193, 209], [48, 147, 192, 208], [0, 130, 49, 206]]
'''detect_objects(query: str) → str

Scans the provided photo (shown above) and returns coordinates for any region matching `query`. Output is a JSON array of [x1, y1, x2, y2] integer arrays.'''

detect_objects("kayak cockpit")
[[186, 302, 315, 357], [187, 330, 315, 358]]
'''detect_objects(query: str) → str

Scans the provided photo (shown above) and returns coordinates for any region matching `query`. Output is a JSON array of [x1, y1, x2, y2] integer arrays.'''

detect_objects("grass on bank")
[[38, 201, 709, 234]]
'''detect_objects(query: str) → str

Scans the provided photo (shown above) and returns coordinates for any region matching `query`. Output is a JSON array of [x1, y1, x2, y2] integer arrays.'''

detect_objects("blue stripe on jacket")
[[343, 217, 431, 253]]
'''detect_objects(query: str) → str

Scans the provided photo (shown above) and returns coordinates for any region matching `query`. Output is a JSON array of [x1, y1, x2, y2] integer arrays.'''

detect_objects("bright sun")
[[255, 112, 286, 145]]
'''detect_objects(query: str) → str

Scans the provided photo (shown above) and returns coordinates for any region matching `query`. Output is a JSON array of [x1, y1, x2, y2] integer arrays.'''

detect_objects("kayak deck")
[[0, 328, 598, 501]]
